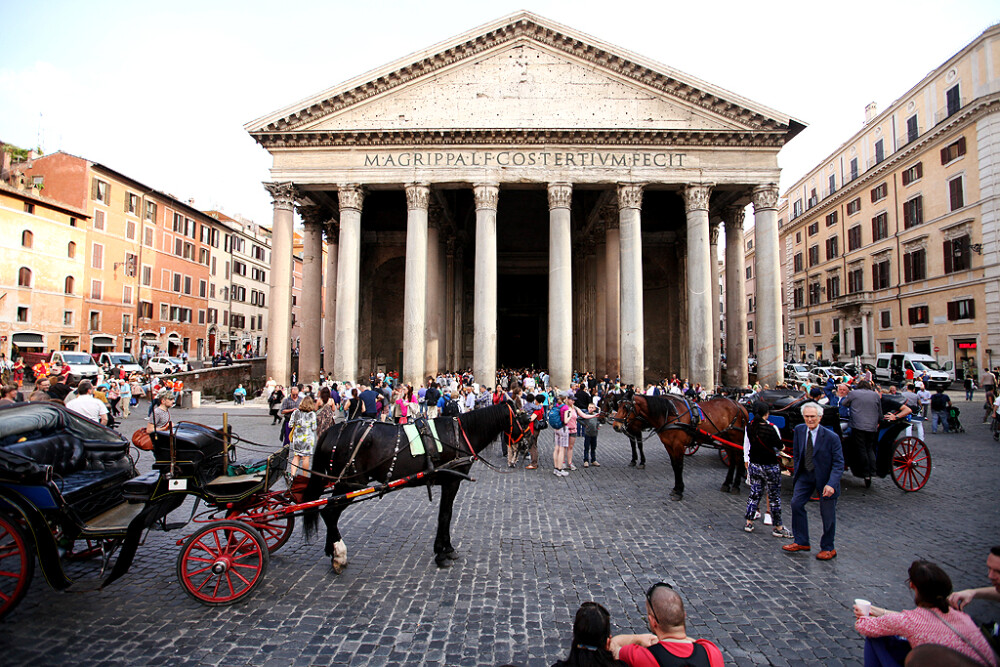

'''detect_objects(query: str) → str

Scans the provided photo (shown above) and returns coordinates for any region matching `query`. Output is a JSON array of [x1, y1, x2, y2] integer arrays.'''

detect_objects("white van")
[[97, 352, 144, 376], [50, 351, 101, 382], [875, 353, 952, 389]]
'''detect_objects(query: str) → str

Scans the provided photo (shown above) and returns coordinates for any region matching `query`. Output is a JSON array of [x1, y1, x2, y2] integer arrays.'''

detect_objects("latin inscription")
[[362, 150, 687, 168]]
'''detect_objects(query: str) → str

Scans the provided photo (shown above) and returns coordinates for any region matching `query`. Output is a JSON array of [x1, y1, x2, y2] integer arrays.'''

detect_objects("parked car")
[[784, 363, 811, 384], [808, 366, 847, 384], [97, 352, 144, 376], [146, 356, 185, 375], [874, 353, 953, 389]]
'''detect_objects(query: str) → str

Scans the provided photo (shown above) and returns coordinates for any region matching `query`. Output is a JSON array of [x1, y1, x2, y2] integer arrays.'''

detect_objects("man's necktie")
[[805, 431, 815, 472]]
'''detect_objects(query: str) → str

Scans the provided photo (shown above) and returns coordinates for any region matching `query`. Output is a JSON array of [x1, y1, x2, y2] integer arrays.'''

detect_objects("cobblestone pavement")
[[2, 397, 998, 666]]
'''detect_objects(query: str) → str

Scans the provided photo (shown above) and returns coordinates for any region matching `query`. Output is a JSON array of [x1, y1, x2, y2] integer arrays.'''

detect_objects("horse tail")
[[303, 425, 337, 539]]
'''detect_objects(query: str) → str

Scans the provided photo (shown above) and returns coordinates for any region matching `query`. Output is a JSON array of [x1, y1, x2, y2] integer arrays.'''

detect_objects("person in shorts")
[[551, 395, 571, 477]]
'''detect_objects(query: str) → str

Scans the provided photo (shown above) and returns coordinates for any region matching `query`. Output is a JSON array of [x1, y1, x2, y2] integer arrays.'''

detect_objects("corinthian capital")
[[473, 183, 499, 210], [751, 184, 780, 211], [264, 182, 296, 211], [405, 183, 430, 210], [337, 184, 365, 212], [617, 183, 644, 211], [683, 184, 713, 212], [297, 204, 327, 228], [723, 205, 745, 230], [547, 182, 572, 210]]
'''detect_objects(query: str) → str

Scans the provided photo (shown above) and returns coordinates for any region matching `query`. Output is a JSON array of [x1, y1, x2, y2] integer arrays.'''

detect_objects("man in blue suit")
[[782, 402, 844, 560]]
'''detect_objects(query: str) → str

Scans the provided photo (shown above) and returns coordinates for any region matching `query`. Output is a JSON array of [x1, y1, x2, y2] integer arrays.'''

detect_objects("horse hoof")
[[629, 461, 637, 467], [637, 463, 645, 470], [670, 492, 683, 501], [435, 557, 453, 569], [730, 486, 741, 495], [720, 484, 731, 493], [332, 560, 346, 574], [444, 550, 460, 561]]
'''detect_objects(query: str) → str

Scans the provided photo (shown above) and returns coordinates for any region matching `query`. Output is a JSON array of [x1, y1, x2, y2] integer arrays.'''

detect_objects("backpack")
[[441, 399, 460, 417], [547, 405, 565, 429]]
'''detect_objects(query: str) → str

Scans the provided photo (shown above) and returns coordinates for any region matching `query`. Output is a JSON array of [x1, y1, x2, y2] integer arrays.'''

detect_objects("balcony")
[[935, 98, 966, 125], [831, 291, 874, 309], [896, 127, 922, 148]]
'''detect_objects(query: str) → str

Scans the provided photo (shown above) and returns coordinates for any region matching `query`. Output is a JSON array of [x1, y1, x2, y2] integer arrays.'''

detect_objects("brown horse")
[[611, 393, 749, 501]]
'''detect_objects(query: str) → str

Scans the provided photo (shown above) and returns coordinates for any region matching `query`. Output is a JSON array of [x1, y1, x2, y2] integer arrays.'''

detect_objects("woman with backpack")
[[550, 394, 570, 477]]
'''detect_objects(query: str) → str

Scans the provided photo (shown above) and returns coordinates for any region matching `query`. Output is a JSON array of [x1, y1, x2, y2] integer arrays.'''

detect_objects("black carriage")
[[745, 389, 931, 492]]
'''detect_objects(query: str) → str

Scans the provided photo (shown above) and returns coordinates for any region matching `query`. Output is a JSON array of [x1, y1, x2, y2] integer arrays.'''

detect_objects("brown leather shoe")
[[816, 549, 838, 560], [782, 543, 811, 552]]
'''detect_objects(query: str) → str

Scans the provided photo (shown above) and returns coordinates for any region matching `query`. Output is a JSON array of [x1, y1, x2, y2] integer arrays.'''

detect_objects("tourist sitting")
[[552, 602, 627, 667], [233, 383, 247, 405], [853, 560, 997, 666]]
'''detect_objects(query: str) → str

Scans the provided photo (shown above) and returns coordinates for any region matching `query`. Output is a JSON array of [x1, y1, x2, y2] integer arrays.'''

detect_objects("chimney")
[[864, 102, 878, 124]]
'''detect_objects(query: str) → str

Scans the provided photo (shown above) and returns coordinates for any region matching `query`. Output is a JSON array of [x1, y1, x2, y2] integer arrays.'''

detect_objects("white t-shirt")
[[66, 394, 109, 423]]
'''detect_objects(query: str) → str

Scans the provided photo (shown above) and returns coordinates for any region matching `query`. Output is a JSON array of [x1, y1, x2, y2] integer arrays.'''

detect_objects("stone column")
[[264, 182, 295, 385], [547, 182, 573, 389], [445, 240, 456, 370], [753, 184, 784, 388], [473, 183, 499, 389], [724, 206, 749, 388], [299, 213, 325, 383], [603, 205, 621, 379], [425, 206, 445, 379], [595, 237, 607, 377], [324, 222, 339, 375], [709, 220, 722, 386], [861, 309, 871, 358], [451, 245, 465, 370], [585, 248, 597, 373], [618, 184, 645, 387], [402, 184, 429, 386], [684, 184, 715, 390], [334, 185, 364, 383]]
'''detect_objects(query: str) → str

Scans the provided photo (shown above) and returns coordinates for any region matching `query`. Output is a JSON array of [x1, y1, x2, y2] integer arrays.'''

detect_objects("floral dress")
[[289, 409, 317, 457]]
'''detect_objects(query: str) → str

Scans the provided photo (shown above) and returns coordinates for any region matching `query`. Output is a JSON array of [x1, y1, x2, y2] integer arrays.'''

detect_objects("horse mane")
[[456, 401, 513, 446], [641, 395, 676, 420]]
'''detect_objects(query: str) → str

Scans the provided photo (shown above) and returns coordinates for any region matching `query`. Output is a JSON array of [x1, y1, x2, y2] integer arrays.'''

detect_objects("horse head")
[[611, 396, 637, 433]]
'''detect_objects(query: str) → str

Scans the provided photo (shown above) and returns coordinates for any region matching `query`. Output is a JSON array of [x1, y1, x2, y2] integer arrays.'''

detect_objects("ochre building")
[[246, 12, 805, 389]]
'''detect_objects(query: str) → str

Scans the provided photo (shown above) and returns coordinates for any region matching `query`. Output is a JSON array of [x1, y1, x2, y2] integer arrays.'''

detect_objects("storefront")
[[954, 338, 978, 381], [11, 332, 46, 361], [90, 335, 115, 354]]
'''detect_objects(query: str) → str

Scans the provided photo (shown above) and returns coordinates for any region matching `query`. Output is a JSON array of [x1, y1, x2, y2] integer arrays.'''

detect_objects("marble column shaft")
[[684, 184, 715, 390], [334, 185, 364, 382], [402, 184, 429, 386], [264, 183, 295, 386], [425, 213, 445, 379], [753, 185, 784, 387], [595, 241, 607, 377], [548, 183, 572, 390], [724, 207, 749, 388], [299, 218, 324, 383], [618, 184, 644, 387], [324, 226, 338, 375], [473, 184, 499, 389], [709, 221, 722, 385]]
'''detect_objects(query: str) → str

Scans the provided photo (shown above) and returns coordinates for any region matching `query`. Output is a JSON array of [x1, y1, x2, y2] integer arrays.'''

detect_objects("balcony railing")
[[831, 291, 874, 309], [935, 98, 966, 125]]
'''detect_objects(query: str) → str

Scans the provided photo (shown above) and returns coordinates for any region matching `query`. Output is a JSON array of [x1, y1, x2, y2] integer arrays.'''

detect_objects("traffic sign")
[[933, 346, 940, 352]]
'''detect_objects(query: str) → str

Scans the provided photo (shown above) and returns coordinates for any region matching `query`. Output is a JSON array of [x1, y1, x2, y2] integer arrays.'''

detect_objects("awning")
[[12, 333, 45, 348], [91, 335, 115, 346], [167, 333, 181, 341], [139, 331, 158, 340]]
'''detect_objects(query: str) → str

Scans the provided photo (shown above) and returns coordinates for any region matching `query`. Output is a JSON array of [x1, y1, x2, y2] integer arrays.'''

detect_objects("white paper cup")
[[855, 599, 871, 616]]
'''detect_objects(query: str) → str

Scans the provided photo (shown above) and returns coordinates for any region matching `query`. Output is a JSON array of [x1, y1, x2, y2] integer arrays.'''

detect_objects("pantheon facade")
[[246, 12, 804, 390]]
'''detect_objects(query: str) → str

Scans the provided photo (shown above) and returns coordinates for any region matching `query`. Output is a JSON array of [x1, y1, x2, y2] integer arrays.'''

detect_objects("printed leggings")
[[744, 462, 783, 527]]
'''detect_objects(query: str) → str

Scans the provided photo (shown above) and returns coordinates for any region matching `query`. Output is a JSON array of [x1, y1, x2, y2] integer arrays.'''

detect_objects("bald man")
[[611, 583, 725, 666]]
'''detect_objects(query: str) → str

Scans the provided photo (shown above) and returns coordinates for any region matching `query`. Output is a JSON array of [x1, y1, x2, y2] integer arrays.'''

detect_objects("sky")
[[1, 0, 997, 227]]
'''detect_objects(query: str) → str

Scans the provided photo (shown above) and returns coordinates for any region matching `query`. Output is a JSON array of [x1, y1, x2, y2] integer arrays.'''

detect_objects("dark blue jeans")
[[582, 435, 597, 462], [790, 470, 837, 551], [863, 636, 909, 667]]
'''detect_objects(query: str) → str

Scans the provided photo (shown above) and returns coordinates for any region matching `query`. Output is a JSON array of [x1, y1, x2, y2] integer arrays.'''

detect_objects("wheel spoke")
[[0, 570, 22, 578], [224, 572, 236, 598]]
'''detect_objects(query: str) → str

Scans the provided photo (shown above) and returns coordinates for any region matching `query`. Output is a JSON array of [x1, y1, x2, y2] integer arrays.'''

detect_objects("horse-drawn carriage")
[[0, 401, 530, 618]]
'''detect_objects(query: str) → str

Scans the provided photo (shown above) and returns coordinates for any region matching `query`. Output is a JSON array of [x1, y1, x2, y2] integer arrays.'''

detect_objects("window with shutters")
[[848, 266, 864, 293], [18, 267, 32, 287], [67, 241, 76, 258], [871, 183, 888, 203], [143, 226, 154, 247], [944, 235, 971, 273], [850, 158, 859, 181], [199, 280, 207, 298], [798, 322, 805, 336], [173, 273, 181, 293], [793, 286, 804, 309], [142, 265, 151, 286], [92, 178, 109, 204], [792, 199, 803, 218], [879, 309, 890, 329], [847, 198, 862, 215], [874, 139, 884, 164], [89, 311, 100, 330], [199, 310, 206, 325], [872, 259, 891, 290], [92, 243, 104, 269], [145, 201, 157, 222], [123, 285, 132, 305], [940, 137, 967, 164], [826, 275, 841, 300], [902, 162, 923, 185], [828, 174, 836, 195], [903, 248, 926, 282], [947, 299, 974, 320], [184, 276, 192, 295], [848, 225, 862, 251], [808, 222, 819, 236], [745, 265, 752, 280], [903, 196, 923, 229], [906, 115, 919, 143], [126, 193, 139, 214], [93, 209, 105, 230], [91, 279, 102, 300], [809, 282, 821, 306], [946, 84, 961, 117], [125, 219, 136, 240], [172, 212, 183, 232], [139, 301, 153, 319], [908, 305, 929, 325], [796, 232, 802, 244], [872, 213, 889, 242], [21, 230, 33, 248], [825, 236, 839, 260], [808, 245, 819, 267], [826, 211, 838, 226], [948, 177, 964, 210], [64, 276, 74, 294]]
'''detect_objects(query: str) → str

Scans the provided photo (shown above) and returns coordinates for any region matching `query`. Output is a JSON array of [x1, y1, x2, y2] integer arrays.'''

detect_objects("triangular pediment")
[[246, 11, 804, 143]]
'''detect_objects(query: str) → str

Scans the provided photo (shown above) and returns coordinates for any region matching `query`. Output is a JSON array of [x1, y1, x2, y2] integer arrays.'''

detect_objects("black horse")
[[303, 402, 530, 570], [601, 392, 646, 467]]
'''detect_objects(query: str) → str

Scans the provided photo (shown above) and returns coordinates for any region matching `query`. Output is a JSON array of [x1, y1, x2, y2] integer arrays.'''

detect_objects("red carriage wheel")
[[226, 493, 295, 554], [718, 448, 731, 467], [176, 520, 268, 606], [0, 514, 35, 619], [890, 437, 931, 492], [684, 443, 700, 456]]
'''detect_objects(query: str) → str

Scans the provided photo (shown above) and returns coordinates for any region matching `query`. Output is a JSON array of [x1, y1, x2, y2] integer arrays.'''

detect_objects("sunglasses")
[[645, 582, 673, 624]]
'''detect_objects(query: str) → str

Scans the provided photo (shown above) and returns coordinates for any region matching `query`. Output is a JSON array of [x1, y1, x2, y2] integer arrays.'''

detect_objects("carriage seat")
[[754, 390, 807, 411]]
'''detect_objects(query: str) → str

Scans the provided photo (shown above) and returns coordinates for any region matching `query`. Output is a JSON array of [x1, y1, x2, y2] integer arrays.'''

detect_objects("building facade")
[[777, 24, 1000, 380], [246, 11, 805, 389]]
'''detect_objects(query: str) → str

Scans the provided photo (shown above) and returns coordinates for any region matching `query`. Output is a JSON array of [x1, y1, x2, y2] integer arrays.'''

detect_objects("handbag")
[[131, 427, 154, 451]]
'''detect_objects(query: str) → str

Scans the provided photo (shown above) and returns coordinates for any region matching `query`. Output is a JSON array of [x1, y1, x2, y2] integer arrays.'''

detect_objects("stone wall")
[[163, 358, 268, 400]]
